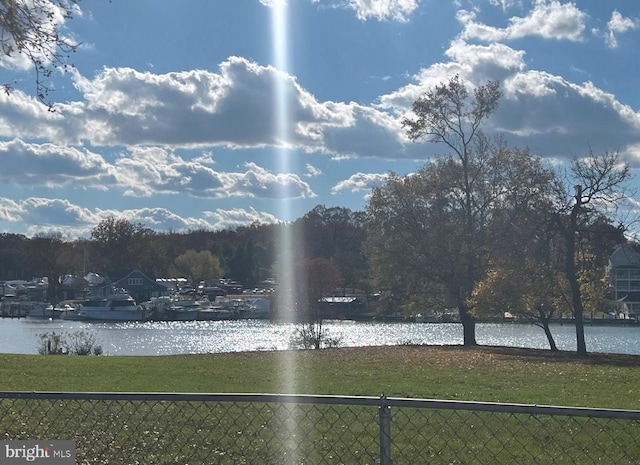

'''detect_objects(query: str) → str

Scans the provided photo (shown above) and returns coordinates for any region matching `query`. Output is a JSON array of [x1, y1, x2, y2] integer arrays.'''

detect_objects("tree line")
[[0, 206, 368, 308], [366, 75, 632, 356]]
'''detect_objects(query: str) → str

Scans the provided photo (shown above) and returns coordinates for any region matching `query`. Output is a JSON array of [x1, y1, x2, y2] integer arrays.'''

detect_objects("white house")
[[608, 244, 640, 319]]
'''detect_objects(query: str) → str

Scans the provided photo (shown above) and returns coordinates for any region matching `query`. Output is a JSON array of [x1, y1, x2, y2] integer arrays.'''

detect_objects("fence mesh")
[[1, 392, 639, 465], [390, 406, 640, 465]]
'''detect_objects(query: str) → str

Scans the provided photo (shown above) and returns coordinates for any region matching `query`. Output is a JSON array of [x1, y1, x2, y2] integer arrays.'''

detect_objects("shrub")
[[290, 322, 341, 350], [66, 330, 101, 355], [37, 331, 103, 356], [37, 331, 67, 355]]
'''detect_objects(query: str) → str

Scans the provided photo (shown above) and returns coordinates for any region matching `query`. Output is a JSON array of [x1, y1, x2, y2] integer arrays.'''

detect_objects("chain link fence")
[[1, 391, 640, 464]]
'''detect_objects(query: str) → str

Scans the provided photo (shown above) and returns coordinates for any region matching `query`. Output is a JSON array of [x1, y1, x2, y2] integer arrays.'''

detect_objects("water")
[[1, 318, 640, 356]]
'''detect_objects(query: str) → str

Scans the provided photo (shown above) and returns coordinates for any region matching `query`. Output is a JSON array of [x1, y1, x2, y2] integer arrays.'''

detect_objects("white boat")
[[195, 306, 234, 321], [145, 295, 236, 321], [63, 293, 148, 322], [242, 298, 271, 319], [166, 305, 202, 321], [216, 297, 271, 319], [165, 296, 214, 321], [27, 303, 64, 319]]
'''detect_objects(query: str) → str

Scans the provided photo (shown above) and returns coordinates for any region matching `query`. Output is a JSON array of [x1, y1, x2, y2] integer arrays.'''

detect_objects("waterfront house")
[[60, 274, 90, 301], [108, 270, 170, 303], [607, 244, 640, 319]]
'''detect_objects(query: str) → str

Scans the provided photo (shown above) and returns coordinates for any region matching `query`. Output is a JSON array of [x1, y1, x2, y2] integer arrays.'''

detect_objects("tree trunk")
[[572, 297, 587, 355], [537, 307, 558, 351], [542, 322, 558, 351], [565, 247, 587, 355], [459, 304, 477, 346], [565, 193, 587, 356]]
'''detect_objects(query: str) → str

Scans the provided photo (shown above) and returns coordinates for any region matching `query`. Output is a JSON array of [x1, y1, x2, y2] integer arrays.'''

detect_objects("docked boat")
[[194, 306, 235, 321], [241, 298, 271, 319], [27, 303, 65, 319], [165, 304, 204, 321], [141, 295, 230, 321], [63, 293, 149, 322], [164, 295, 214, 321], [217, 297, 271, 319], [140, 295, 269, 321]]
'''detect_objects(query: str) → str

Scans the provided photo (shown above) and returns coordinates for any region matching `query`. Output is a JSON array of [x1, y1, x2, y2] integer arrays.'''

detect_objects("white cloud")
[[203, 207, 280, 230], [53, 57, 361, 154], [0, 89, 64, 140], [234, 162, 317, 199], [111, 207, 213, 232], [378, 39, 526, 114], [347, 0, 419, 22], [0, 198, 22, 222], [322, 103, 409, 159], [331, 172, 389, 193], [497, 72, 640, 156], [1, 1, 640, 237], [0, 139, 317, 201], [114, 146, 225, 197], [0, 197, 100, 237], [264, 0, 415, 21], [258, 0, 283, 7], [4, 33, 637, 169], [192, 151, 216, 165], [459, 0, 587, 42], [0, 55, 408, 161], [1, 29, 639, 174], [113, 147, 316, 199], [605, 10, 639, 48], [0, 138, 116, 188], [0, 196, 273, 238], [377, 37, 640, 162], [305, 163, 323, 177], [489, 0, 522, 11], [444, 39, 526, 83], [20, 198, 97, 226]]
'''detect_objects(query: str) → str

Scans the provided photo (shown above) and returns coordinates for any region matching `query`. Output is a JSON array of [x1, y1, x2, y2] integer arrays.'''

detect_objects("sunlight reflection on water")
[[2, 319, 640, 356]]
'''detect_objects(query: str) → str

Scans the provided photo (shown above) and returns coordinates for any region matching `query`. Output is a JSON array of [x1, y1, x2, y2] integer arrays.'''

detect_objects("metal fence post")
[[379, 393, 392, 465]]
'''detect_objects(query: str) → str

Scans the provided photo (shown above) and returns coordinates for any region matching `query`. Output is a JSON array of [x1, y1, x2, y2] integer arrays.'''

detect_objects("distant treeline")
[[0, 205, 368, 293]]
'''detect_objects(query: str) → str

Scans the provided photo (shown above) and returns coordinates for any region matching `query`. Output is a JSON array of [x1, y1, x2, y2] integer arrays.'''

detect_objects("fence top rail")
[[1, 391, 640, 419]]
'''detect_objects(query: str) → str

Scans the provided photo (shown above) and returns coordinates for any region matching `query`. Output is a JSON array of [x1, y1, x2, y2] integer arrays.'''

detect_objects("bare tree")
[[552, 150, 632, 355], [0, 0, 80, 109], [291, 257, 343, 349]]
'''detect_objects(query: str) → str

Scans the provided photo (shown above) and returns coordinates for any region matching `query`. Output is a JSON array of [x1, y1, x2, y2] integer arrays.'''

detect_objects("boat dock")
[[0, 301, 50, 318]]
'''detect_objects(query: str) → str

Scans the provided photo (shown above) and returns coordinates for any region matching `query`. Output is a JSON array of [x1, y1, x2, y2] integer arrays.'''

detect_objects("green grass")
[[2, 345, 640, 409], [3, 345, 640, 464]]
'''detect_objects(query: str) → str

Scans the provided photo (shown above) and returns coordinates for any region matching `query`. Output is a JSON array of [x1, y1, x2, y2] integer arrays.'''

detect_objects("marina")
[[0, 294, 272, 323]]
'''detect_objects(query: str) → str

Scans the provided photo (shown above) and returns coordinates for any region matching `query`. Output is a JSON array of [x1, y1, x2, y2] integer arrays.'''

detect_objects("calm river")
[[1, 319, 640, 355]]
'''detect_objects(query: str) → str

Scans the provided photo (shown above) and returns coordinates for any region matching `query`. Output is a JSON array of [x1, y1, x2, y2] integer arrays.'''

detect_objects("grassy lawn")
[[2, 344, 640, 409], [3, 345, 640, 464]]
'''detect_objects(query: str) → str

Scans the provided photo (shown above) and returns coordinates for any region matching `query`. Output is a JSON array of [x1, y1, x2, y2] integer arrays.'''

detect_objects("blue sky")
[[0, 0, 639, 238]]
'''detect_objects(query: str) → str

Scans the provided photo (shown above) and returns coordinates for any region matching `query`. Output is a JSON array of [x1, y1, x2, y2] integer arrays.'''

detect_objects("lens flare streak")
[[271, 2, 300, 460]]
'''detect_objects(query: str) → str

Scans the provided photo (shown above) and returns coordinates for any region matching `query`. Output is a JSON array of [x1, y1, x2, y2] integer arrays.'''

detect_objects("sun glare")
[[272, 0, 296, 326], [271, 0, 298, 391]]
